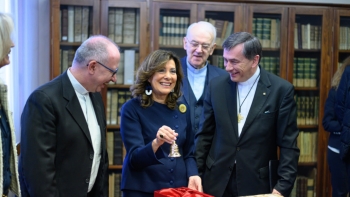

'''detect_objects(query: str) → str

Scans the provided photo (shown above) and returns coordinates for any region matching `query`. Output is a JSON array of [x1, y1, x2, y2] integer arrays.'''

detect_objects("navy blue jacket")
[[180, 56, 228, 134], [336, 65, 350, 160], [323, 88, 342, 150], [120, 99, 197, 194]]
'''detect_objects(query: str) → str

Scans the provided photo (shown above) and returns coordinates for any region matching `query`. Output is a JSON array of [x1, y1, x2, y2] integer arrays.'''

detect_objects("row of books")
[[108, 8, 140, 44], [108, 173, 122, 197], [159, 15, 189, 46], [107, 131, 126, 165], [210, 55, 224, 69], [60, 49, 74, 73], [293, 57, 318, 88], [112, 50, 139, 85], [290, 170, 317, 197], [60, 6, 91, 42], [295, 95, 319, 126], [260, 56, 280, 76], [339, 26, 350, 50], [106, 89, 132, 126], [206, 18, 234, 46], [297, 131, 318, 163], [252, 18, 281, 49], [294, 23, 322, 50]]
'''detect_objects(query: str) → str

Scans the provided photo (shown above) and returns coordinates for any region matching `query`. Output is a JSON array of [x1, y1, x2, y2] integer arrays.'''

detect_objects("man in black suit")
[[181, 21, 228, 135], [195, 32, 299, 197], [19, 35, 120, 197]]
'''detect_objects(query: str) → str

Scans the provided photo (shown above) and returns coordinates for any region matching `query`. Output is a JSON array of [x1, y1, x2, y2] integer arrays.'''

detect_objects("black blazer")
[[195, 67, 299, 197], [19, 71, 108, 197]]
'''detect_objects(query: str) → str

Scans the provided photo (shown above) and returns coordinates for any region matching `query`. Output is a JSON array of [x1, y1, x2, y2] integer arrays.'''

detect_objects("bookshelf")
[[151, 1, 196, 59], [333, 8, 350, 72], [50, 0, 100, 79], [246, 4, 288, 78], [286, 6, 331, 197], [198, 2, 244, 68], [50, 0, 350, 196]]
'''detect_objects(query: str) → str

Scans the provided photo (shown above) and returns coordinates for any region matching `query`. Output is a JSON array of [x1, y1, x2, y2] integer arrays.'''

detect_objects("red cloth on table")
[[154, 187, 214, 197]]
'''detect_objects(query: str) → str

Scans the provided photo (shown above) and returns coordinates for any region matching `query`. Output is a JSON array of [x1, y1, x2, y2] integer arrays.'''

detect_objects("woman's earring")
[[171, 89, 174, 93], [145, 85, 152, 95]]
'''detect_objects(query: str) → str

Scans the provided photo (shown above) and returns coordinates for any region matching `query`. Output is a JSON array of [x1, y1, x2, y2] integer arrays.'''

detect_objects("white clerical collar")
[[186, 61, 208, 74], [67, 68, 89, 95], [238, 67, 260, 87]]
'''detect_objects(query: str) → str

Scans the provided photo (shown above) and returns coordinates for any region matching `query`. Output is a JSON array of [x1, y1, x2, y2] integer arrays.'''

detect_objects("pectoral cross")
[[238, 113, 244, 123]]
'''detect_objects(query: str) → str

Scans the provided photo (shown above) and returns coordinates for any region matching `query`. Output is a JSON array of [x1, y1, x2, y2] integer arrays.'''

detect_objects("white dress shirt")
[[67, 69, 101, 192], [237, 67, 260, 136]]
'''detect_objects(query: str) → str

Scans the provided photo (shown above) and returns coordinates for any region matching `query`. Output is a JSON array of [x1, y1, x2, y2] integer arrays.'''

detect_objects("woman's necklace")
[[237, 74, 260, 123]]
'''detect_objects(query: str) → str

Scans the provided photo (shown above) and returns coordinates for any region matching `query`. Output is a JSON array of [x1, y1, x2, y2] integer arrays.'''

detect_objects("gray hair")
[[0, 13, 14, 63], [73, 35, 118, 65], [186, 21, 217, 44], [222, 32, 262, 64]]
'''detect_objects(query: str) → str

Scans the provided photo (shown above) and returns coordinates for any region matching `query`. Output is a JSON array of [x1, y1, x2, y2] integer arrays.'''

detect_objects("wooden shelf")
[[297, 125, 318, 129], [298, 162, 317, 166], [107, 125, 121, 130], [108, 165, 123, 170], [107, 84, 131, 89]]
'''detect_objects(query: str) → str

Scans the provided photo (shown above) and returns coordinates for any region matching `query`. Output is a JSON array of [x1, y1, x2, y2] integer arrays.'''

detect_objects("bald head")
[[70, 35, 120, 92], [186, 21, 216, 45], [73, 35, 119, 67]]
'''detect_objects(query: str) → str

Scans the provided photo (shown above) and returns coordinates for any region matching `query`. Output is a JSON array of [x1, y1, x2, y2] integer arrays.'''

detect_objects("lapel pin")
[[179, 104, 187, 113], [263, 92, 266, 95]]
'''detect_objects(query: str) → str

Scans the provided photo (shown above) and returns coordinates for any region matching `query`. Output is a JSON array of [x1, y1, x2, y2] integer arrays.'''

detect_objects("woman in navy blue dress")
[[120, 50, 202, 197]]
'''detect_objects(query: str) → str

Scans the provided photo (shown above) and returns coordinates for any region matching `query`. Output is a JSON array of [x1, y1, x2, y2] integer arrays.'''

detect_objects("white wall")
[[0, 0, 50, 144]]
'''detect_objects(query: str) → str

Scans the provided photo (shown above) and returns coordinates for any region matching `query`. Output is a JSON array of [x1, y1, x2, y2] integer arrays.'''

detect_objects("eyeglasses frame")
[[185, 37, 213, 51], [87, 60, 118, 77]]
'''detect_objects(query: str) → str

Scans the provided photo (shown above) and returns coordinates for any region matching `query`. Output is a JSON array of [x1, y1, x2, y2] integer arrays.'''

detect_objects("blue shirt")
[[186, 61, 207, 100]]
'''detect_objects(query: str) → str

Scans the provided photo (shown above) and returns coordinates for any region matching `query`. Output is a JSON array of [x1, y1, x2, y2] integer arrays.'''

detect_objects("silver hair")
[[186, 21, 216, 44], [73, 35, 118, 66], [0, 13, 14, 63]]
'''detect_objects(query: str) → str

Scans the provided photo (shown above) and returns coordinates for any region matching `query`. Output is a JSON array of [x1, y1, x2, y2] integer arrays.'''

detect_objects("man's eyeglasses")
[[186, 38, 212, 51], [87, 61, 118, 77]]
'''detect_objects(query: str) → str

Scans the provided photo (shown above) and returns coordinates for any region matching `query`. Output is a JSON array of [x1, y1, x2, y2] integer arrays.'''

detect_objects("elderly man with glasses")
[[19, 35, 120, 197], [180, 21, 228, 136]]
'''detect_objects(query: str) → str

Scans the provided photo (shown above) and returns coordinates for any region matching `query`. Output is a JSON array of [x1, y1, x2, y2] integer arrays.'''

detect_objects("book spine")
[[124, 50, 136, 85], [61, 9, 68, 41], [67, 6, 74, 42]]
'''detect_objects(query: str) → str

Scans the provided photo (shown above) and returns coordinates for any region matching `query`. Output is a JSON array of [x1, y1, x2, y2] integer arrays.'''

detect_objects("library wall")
[[50, 0, 350, 196]]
